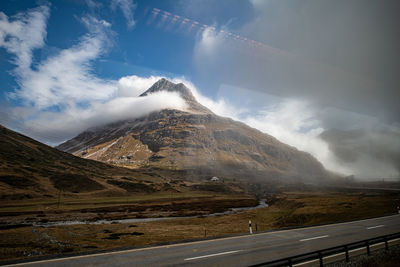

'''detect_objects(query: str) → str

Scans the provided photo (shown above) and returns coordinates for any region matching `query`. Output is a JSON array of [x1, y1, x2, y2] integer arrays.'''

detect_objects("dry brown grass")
[[0, 190, 398, 263]]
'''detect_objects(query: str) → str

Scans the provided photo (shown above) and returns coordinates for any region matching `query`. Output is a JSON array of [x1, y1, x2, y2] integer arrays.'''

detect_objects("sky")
[[0, 0, 399, 180]]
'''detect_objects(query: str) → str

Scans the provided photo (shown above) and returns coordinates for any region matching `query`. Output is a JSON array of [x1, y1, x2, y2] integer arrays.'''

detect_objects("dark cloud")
[[196, 0, 400, 121], [193, 0, 400, 179], [320, 128, 400, 179]]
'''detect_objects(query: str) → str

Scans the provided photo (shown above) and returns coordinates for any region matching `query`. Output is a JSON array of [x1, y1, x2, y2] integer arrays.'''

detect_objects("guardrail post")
[[384, 237, 389, 251], [345, 245, 349, 262], [366, 240, 370, 256], [318, 252, 323, 267]]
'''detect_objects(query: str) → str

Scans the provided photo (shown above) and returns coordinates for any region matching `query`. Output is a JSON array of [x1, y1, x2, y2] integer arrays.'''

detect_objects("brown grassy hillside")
[[0, 125, 180, 199]]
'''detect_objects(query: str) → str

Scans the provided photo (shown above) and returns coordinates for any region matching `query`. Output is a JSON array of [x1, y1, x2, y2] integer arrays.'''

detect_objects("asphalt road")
[[7, 214, 400, 267]]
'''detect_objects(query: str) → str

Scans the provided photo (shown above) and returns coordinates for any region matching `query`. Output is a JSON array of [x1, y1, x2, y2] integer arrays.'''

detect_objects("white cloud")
[[161, 77, 245, 119], [6, 15, 115, 109], [115, 75, 241, 118], [82, 16, 112, 30], [23, 91, 187, 143], [11, 73, 190, 143], [85, 0, 102, 11], [192, 89, 243, 119], [0, 5, 49, 72], [111, 0, 136, 28], [196, 27, 224, 54], [117, 75, 161, 97], [240, 100, 349, 175]]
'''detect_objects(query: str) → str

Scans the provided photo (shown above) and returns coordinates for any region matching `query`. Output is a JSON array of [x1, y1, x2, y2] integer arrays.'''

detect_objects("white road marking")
[[300, 235, 329, 242], [367, 225, 384, 229], [6, 215, 399, 266], [184, 250, 242, 261]]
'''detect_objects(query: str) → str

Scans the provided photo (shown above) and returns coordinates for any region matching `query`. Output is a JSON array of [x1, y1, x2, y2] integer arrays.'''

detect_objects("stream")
[[34, 199, 268, 227]]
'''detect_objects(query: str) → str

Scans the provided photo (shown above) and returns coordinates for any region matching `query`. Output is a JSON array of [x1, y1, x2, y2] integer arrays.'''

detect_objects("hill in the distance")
[[58, 78, 333, 184]]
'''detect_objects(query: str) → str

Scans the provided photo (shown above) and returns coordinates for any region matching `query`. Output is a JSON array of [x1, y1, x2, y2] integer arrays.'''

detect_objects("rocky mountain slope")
[[58, 79, 330, 183]]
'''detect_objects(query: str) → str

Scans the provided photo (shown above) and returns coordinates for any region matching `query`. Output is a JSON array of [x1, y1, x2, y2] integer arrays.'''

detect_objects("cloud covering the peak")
[[0, 6, 187, 143], [22, 91, 187, 143]]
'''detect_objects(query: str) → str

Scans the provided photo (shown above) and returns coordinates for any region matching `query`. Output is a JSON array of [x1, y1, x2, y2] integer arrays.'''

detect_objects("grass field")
[[0, 192, 258, 227], [0, 192, 220, 213], [1, 189, 399, 262]]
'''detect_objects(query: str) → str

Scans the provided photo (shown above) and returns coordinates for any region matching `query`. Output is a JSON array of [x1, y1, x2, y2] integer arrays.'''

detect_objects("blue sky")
[[0, 0, 256, 99], [0, 0, 250, 97], [0, 0, 399, 179]]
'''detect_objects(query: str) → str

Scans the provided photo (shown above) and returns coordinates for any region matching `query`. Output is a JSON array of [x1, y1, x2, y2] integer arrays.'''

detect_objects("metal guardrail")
[[249, 232, 400, 267]]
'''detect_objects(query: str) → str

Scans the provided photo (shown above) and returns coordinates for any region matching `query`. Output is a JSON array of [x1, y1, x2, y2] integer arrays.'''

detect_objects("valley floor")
[[0, 188, 399, 263], [0, 192, 257, 225]]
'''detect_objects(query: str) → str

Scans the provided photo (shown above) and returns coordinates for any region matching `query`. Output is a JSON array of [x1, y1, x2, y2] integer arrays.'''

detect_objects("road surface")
[[6, 214, 400, 267]]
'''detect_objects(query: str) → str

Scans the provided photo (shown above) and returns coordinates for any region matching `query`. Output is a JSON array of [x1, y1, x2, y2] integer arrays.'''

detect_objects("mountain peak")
[[140, 78, 212, 114], [140, 78, 196, 102]]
